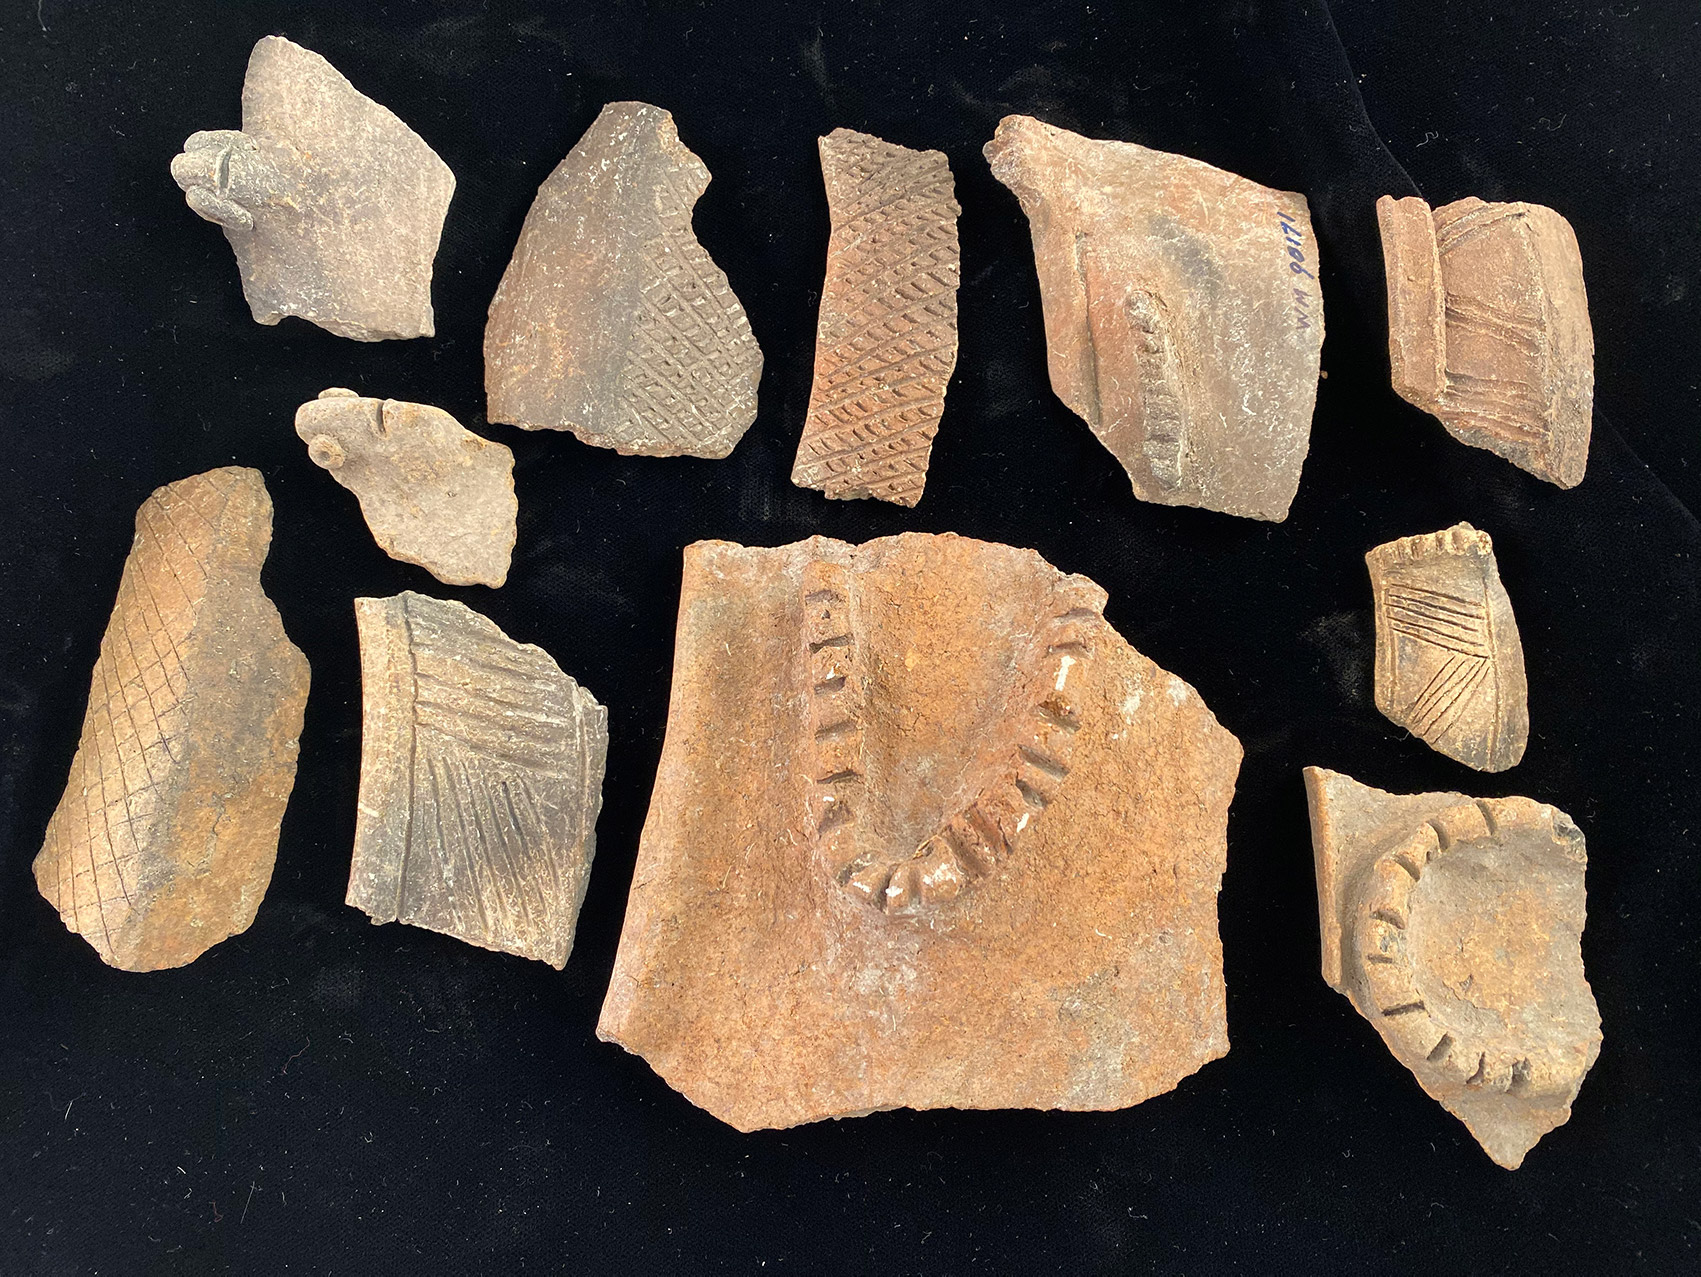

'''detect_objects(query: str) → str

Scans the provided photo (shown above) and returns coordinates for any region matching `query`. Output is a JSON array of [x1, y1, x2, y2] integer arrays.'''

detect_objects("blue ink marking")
[[1279, 209, 1316, 330]]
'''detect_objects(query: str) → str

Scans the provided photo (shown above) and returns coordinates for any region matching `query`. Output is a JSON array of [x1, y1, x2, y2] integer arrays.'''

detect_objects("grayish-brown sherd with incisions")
[[791, 128, 961, 507], [484, 101, 762, 458], [348, 592, 608, 969], [295, 388, 517, 588], [1304, 767, 1601, 1168], [1368, 522, 1527, 772], [34, 468, 310, 971], [170, 36, 455, 341], [985, 114, 1323, 521], [1378, 194, 1593, 488]]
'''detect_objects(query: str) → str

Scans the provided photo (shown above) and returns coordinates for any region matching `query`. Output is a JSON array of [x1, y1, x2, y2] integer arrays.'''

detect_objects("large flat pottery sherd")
[[599, 532, 1241, 1130]]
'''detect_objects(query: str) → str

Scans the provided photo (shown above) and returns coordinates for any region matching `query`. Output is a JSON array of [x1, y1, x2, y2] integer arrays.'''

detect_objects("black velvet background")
[[2, 1, 1697, 1271]]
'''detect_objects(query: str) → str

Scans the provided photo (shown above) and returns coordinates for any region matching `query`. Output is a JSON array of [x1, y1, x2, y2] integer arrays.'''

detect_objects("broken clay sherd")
[[1368, 522, 1527, 772], [1378, 194, 1594, 488], [985, 114, 1323, 521], [484, 101, 762, 458], [790, 128, 961, 506], [347, 592, 608, 969], [295, 388, 517, 588], [34, 468, 310, 970], [1304, 767, 1601, 1168], [171, 36, 455, 341], [598, 532, 1241, 1131]]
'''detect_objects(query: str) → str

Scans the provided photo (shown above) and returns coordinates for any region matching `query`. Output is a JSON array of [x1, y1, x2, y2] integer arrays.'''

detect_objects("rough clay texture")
[[598, 532, 1241, 1131], [484, 101, 762, 458], [170, 36, 455, 341], [1368, 522, 1527, 772], [1378, 194, 1594, 488], [985, 114, 1323, 521], [347, 593, 608, 970], [33, 468, 309, 971], [1303, 767, 1600, 1168], [791, 129, 961, 507], [295, 388, 517, 588]]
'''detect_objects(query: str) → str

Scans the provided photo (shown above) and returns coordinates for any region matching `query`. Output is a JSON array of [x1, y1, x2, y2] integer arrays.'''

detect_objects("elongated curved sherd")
[[1304, 767, 1600, 1168], [1377, 194, 1593, 488], [791, 129, 961, 507], [34, 468, 309, 970], [985, 114, 1323, 521], [347, 593, 608, 969], [171, 36, 454, 341], [1367, 521, 1528, 772], [484, 102, 762, 458], [598, 532, 1240, 1130]]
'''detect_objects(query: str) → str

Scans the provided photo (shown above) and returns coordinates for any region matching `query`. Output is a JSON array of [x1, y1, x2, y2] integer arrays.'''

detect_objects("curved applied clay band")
[[985, 115, 1323, 521], [34, 468, 310, 970], [598, 532, 1242, 1130], [1377, 193, 1593, 487], [1304, 767, 1601, 1169], [171, 36, 455, 340]]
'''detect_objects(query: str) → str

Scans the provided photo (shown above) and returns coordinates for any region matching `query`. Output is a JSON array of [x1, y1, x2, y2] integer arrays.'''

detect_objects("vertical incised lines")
[[801, 561, 869, 897], [1434, 204, 1553, 446], [398, 597, 424, 918], [391, 593, 591, 958]]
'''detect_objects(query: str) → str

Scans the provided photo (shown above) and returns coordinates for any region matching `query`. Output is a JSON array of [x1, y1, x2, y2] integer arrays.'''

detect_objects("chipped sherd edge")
[[33, 467, 309, 971], [295, 388, 517, 589], [1304, 767, 1600, 1169], [790, 128, 962, 507], [484, 101, 762, 459], [985, 114, 1323, 521], [1367, 521, 1527, 772], [598, 531, 1240, 1131], [347, 592, 608, 969], [1377, 193, 1593, 488], [170, 36, 455, 341]]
